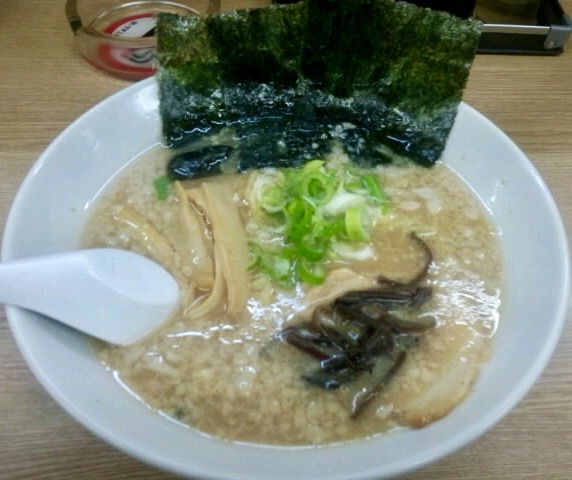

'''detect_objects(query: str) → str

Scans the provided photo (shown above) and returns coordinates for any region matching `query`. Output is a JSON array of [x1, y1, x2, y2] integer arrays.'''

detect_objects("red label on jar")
[[99, 13, 157, 77]]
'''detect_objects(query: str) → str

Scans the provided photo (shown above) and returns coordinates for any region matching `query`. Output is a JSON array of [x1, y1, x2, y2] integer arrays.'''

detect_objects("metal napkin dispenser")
[[408, 0, 572, 54], [477, 0, 572, 54]]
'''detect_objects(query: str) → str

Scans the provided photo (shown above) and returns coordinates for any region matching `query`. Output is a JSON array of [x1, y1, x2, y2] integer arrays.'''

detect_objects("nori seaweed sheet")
[[156, 0, 481, 171]]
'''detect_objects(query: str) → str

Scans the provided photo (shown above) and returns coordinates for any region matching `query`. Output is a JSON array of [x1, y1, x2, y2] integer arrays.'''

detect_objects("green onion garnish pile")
[[247, 159, 389, 286]]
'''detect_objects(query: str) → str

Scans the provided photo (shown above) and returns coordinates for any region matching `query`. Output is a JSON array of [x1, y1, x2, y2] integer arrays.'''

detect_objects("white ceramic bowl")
[[2, 77, 570, 479]]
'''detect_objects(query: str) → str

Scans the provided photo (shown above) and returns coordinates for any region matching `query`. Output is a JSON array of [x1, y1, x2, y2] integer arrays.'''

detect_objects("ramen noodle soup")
[[83, 145, 503, 445]]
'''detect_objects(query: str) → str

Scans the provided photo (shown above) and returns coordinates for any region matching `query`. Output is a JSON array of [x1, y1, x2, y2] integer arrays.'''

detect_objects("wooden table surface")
[[1, 1, 571, 478]]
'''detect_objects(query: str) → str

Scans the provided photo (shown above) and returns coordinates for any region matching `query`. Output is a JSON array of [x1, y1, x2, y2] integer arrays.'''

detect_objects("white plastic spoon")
[[0, 248, 180, 345]]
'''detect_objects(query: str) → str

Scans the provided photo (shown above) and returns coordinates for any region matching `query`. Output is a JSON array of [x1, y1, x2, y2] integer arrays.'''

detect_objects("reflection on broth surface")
[[83, 145, 502, 445]]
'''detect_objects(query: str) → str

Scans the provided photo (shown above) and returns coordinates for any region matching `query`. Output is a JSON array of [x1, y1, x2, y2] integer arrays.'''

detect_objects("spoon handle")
[[0, 249, 179, 344], [0, 252, 86, 313]]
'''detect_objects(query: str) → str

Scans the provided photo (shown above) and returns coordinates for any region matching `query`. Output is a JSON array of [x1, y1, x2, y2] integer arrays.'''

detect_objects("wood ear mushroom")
[[280, 233, 436, 417]]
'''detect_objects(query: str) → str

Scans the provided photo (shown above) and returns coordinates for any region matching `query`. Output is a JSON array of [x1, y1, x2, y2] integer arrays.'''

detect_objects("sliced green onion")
[[260, 184, 284, 213], [317, 216, 346, 239], [344, 177, 367, 195], [296, 258, 326, 285], [300, 159, 325, 173], [298, 234, 327, 261], [285, 198, 314, 241], [247, 242, 262, 271], [153, 175, 171, 201], [260, 252, 292, 282], [300, 171, 335, 206], [345, 206, 370, 242], [362, 174, 384, 201]]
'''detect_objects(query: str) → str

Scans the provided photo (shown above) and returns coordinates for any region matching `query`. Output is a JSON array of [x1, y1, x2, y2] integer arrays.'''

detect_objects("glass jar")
[[65, 0, 220, 80]]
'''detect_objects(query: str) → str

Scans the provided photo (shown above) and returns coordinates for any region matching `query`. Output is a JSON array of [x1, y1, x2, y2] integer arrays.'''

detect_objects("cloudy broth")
[[83, 145, 503, 445]]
